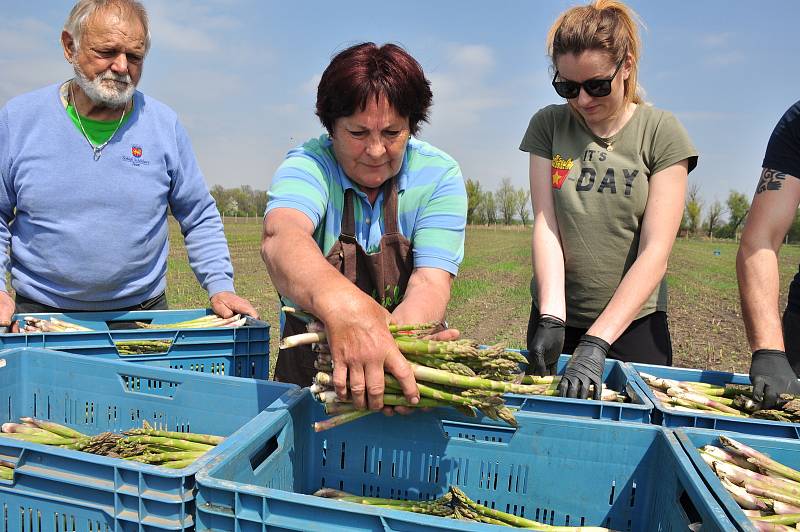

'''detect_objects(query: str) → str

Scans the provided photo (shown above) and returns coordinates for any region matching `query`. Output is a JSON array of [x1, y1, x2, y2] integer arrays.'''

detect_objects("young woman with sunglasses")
[[520, 0, 698, 399]]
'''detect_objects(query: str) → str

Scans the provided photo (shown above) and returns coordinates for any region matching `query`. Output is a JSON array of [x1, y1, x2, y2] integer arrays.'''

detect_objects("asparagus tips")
[[718, 476, 769, 511], [313, 487, 352, 498], [19, 418, 87, 439], [2, 423, 55, 437], [720, 436, 800, 484], [123, 428, 224, 446], [123, 436, 214, 452]]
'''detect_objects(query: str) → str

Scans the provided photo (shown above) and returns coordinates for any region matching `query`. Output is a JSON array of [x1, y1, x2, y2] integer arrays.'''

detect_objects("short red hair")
[[316, 42, 433, 136]]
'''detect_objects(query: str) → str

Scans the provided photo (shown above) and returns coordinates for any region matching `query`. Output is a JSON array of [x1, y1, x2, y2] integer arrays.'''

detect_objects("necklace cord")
[[69, 80, 127, 160]]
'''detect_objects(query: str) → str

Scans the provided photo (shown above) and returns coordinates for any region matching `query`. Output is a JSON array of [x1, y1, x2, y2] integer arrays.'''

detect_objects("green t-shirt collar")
[[66, 103, 132, 146]]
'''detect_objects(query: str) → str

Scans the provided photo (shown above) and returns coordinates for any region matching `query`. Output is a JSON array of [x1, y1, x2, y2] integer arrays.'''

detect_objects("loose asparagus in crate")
[[314, 485, 612, 530], [135, 314, 246, 329], [21, 316, 93, 332], [0, 418, 224, 469], [640, 372, 800, 421], [699, 435, 800, 528], [20, 313, 247, 335], [114, 339, 174, 355]]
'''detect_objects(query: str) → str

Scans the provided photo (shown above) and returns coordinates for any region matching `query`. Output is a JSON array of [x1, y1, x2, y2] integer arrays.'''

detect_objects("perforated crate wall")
[[196, 392, 733, 532], [0, 347, 299, 532]]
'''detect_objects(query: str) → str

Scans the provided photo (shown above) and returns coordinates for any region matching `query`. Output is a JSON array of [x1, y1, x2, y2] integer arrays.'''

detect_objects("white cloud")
[[0, 15, 70, 105], [301, 74, 321, 95], [675, 111, 733, 122], [448, 44, 494, 73], [146, 0, 241, 54], [426, 43, 507, 130], [696, 31, 744, 67], [700, 32, 733, 48], [703, 51, 746, 67]]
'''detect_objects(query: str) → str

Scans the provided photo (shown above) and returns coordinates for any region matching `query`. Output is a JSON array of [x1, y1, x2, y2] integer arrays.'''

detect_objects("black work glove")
[[750, 349, 800, 409], [557, 335, 609, 400], [526, 315, 565, 376]]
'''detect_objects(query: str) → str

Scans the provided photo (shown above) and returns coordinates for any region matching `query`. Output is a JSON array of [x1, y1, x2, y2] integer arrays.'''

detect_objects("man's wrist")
[[206, 280, 235, 299]]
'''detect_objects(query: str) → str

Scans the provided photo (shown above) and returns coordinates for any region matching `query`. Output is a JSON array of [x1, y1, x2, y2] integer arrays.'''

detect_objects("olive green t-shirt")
[[519, 103, 698, 328]]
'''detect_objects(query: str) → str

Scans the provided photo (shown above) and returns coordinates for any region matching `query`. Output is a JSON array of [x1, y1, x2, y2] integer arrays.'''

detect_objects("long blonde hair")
[[547, 0, 644, 104]]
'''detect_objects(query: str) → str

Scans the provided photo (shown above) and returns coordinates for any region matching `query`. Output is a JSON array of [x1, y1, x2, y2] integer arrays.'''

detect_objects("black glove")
[[557, 335, 609, 400], [526, 315, 565, 376], [750, 349, 800, 409]]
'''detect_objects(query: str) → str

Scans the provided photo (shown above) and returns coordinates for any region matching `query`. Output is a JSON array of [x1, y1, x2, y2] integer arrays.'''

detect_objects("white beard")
[[73, 62, 136, 108]]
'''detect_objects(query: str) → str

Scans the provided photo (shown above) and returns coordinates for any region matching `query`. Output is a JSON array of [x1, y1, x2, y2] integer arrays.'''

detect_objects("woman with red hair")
[[262, 43, 467, 413]]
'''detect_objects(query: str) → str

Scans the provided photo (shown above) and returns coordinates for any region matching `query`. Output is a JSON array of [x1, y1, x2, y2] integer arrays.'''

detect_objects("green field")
[[167, 219, 800, 374]]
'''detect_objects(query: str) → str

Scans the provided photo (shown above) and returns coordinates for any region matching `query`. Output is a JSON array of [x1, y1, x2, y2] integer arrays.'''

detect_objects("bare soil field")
[[166, 219, 800, 374]]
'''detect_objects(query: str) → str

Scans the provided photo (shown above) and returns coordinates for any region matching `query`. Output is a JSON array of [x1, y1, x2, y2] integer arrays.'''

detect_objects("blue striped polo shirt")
[[266, 134, 467, 275]]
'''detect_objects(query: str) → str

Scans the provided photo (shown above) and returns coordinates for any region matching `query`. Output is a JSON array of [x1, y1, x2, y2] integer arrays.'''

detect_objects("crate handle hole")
[[106, 320, 147, 330], [250, 434, 279, 472], [678, 489, 702, 526]]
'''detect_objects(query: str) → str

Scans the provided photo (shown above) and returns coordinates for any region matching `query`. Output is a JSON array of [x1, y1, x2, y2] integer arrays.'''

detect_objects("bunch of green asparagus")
[[640, 373, 800, 421], [700, 435, 800, 530], [314, 485, 611, 531], [280, 310, 625, 431], [0, 418, 223, 471], [114, 339, 174, 354]]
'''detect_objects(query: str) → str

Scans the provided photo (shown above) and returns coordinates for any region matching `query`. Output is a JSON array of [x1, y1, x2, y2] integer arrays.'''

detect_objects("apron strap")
[[341, 188, 356, 238], [382, 179, 400, 234]]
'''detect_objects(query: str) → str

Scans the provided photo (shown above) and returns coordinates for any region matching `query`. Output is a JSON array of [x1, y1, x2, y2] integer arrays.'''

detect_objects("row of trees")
[[682, 184, 750, 240], [466, 178, 530, 225], [208, 180, 533, 225], [209, 185, 267, 218], [682, 184, 800, 243], [206, 182, 800, 244]]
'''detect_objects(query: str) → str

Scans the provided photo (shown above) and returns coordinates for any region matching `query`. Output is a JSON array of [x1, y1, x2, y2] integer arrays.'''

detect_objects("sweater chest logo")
[[122, 145, 150, 166], [551, 154, 574, 189]]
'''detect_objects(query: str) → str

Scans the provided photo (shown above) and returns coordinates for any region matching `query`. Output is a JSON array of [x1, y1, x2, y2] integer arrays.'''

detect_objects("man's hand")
[[557, 335, 609, 400], [326, 295, 419, 411], [210, 291, 258, 319], [0, 292, 17, 333], [750, 349, 800, 409], [526, 315, 565, 376]]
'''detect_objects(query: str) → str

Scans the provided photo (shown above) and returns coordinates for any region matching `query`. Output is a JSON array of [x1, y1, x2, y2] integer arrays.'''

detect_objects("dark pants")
[[527, 304, 673, 366], [15, 292, 169, 314], [783, 307, 800, 376]]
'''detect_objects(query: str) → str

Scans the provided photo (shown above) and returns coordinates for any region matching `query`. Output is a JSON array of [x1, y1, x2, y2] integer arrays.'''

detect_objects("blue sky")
[[2, 0, 799, 211]]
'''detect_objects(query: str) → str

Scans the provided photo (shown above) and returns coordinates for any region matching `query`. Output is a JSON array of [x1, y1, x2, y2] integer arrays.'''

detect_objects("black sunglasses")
[[551, 54, 626, 99]]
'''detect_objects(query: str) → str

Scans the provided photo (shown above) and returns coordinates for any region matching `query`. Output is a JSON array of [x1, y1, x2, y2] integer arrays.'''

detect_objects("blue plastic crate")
[[674, 427, 800, 532], [502, 352, 653, 423], [625, 362, 800, 438], [195, 391, 733, 532], [0, 347, 300, 532], [1, 308, 270, 379]]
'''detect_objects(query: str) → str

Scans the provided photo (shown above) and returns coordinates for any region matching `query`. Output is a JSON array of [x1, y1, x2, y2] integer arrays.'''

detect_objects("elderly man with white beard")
[[0, 0, 256, 327]]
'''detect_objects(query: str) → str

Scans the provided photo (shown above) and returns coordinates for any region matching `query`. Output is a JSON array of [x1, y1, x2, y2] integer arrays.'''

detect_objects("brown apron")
[[274, 179, 414, 386]]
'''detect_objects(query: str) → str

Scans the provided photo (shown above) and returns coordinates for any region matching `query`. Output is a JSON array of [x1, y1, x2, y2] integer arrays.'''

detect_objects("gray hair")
[[64, 0, 151, 55]]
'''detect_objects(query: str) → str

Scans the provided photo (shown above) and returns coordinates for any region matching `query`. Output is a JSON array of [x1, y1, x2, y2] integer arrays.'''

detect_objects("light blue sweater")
[[0, 83, 234, 310]]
